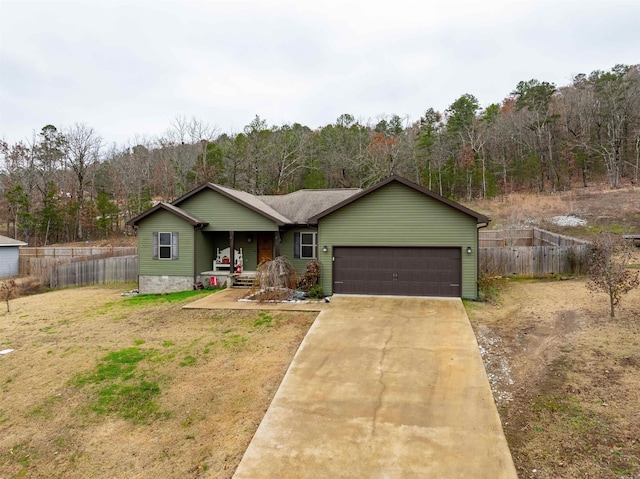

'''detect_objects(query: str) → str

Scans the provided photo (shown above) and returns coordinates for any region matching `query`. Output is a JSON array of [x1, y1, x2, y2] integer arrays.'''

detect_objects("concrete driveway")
[[233, 295, 517, 478]]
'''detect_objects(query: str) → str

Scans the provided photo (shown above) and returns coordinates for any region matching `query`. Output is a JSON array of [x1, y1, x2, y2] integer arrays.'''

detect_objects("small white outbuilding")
[[0, 235, 27, 278]]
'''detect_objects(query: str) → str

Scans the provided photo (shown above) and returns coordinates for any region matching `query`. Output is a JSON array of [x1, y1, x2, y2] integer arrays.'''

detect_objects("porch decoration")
[[213, 247, 244, 272]]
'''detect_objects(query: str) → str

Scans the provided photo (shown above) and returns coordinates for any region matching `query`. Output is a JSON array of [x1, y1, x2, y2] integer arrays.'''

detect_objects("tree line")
[[1, 63, 639, 245]]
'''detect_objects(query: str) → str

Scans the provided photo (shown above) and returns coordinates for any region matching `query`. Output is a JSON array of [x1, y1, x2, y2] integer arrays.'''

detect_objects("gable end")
[[308, 175, 489, 225]]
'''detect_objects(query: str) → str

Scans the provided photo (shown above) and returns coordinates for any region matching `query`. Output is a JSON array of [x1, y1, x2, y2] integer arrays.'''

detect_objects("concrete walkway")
[[233, 295, 517, 478], [183, 288, 329, 312]]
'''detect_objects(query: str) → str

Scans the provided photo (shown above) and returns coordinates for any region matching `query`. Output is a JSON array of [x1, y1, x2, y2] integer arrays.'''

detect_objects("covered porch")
[[196, 230, 281, 287]]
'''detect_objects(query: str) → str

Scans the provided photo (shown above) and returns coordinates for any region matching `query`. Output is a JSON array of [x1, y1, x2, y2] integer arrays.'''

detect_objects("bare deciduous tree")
[[0, 279, 18, 312], [586, 232, 639, 318], [65, 123, 102, 240], [165, 116, 219, 193]]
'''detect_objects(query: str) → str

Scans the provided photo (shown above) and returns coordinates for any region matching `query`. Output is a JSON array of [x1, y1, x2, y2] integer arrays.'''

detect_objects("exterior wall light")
[[322, 245, 328, 253], [466, 246, 472, 254], [247, 235, 253, 243]]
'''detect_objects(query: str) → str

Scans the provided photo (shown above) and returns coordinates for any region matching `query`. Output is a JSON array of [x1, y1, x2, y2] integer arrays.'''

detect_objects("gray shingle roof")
[[160, 202, 209, 225], [127, 202, 209, 227], [0, 235, 27, 246], [260, 189, 362, 224], [168, 182, 360, 225], [130, 176, 487, 228], [213, 184, 292, 224]]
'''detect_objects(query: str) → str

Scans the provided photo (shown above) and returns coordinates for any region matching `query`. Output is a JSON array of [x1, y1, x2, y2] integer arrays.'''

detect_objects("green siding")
[[195, 229, 211, 274], [280, 227, 318, 275], [317, 182, 479, 298], [137, 209, 195, 277], [179, 189, 278, 232], [235, 236, 258, 271]]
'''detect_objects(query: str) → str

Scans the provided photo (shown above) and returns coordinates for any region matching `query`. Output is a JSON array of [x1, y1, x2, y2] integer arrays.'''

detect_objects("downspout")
[[476, 220, 490, 299]]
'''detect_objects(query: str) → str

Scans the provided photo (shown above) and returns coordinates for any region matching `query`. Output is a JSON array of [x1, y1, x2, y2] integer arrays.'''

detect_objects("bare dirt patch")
[[0, 286, 315, 478], [466, 279, 640, 479]]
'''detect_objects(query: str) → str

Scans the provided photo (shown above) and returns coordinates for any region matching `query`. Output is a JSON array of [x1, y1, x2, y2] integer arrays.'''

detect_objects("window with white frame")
[[158, 232, 173, 259], [153, 232, 179, 260], [300, 232, 317, 259]]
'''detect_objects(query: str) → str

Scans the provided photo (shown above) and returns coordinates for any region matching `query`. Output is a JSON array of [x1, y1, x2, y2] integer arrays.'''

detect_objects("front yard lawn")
[[0, 285, 315, 478]]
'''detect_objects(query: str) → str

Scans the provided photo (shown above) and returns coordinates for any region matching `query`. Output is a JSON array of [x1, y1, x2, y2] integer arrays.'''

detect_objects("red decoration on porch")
[[210, 276, 219, 286], [235, 263, 243, 274]]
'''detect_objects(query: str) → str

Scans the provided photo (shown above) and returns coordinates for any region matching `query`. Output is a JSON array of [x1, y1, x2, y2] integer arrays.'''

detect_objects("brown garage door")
[[332, 247, 462, 297]]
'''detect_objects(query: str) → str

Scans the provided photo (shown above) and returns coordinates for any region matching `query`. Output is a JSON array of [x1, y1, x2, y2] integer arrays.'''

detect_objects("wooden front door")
[[257, 233, 274, 265]]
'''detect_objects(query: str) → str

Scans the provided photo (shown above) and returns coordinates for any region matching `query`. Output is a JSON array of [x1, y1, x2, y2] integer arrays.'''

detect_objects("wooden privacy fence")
[[20, 246, 137, 258], [479, 228, 591, 276], [50, 255, 138, 289], [479, 228, 536, 247], [19, 247, 137, 283]]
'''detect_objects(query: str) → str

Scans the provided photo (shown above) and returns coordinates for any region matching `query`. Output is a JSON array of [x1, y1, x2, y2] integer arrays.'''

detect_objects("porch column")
[[274, 231, 281, 257], [193, 226, 198, 286], [229, 231, 235, 271]]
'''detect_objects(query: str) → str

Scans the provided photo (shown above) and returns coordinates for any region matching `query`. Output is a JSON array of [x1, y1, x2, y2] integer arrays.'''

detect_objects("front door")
[[257, 233, 274, 265]]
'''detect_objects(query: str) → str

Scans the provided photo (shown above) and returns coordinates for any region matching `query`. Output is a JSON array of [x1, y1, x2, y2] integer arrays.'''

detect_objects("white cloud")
[[1, 0, 638, 145]]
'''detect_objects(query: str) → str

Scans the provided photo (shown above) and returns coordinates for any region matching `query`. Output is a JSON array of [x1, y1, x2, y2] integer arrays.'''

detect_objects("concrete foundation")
[[197, 273, 230, 288], [138, 275, 194, 294]]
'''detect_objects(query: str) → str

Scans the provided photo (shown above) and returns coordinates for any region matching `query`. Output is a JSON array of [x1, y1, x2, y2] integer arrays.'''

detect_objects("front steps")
[[231, 272, 257, 289]]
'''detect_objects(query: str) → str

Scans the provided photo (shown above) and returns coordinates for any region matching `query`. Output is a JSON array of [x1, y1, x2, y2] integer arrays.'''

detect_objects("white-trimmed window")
[[153, 232, 179, 260], [299, 232, 317, 259], [159, 232, 172, 259]]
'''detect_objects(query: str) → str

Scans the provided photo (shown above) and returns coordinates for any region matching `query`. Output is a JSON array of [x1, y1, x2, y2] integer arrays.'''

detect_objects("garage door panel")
[[333, 247, 462, 297]]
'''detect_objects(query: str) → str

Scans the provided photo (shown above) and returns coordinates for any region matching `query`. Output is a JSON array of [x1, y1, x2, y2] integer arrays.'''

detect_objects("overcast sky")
[[1, 0, 639, 147]]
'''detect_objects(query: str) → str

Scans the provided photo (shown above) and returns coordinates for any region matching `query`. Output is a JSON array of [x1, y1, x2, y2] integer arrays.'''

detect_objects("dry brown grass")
[[0, 286, 315, 478], [399, 184, 639, 476], [469, 191, 577, 228], [467, 185, 640, 237], [3, 183, 639, 478], [466, 279, 640, 479]]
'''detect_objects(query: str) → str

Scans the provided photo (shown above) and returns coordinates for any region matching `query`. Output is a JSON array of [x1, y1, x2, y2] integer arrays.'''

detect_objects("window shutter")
[[152, 232, 158, 259], [294, 232, 300, 259], [172, 232, 179, 259]]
